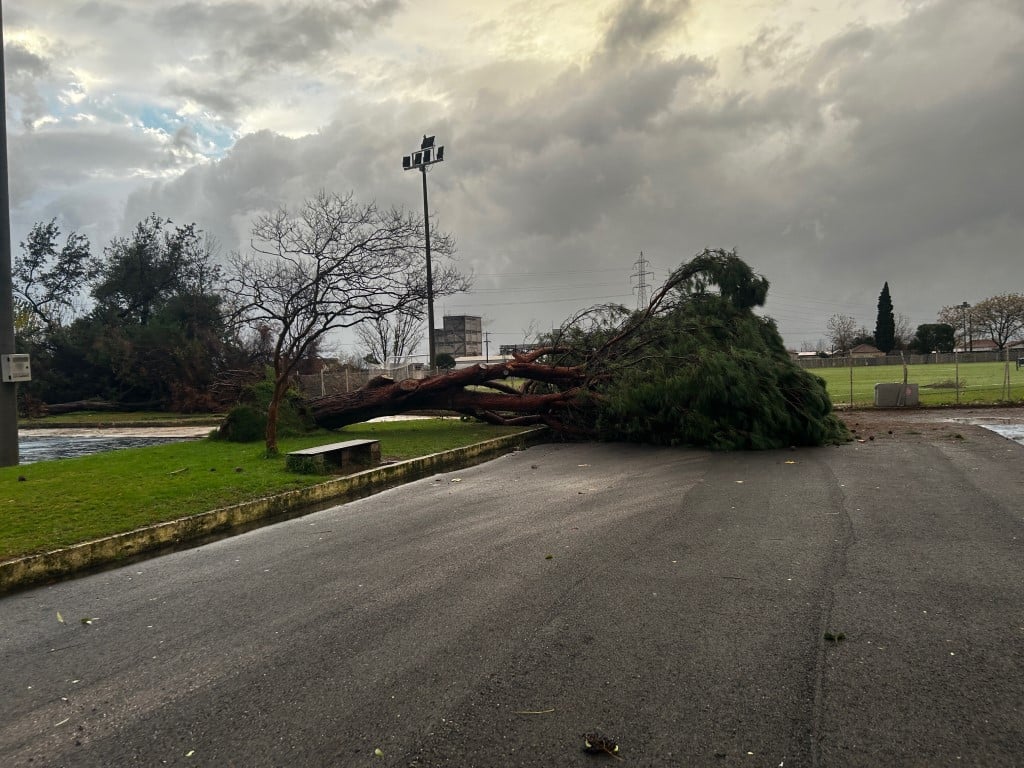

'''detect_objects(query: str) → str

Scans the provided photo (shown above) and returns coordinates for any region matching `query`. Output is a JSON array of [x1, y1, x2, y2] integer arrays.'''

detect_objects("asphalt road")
[[1, 426, 1022, 767]]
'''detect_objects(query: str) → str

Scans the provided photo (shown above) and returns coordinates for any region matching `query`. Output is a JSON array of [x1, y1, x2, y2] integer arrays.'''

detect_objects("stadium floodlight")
[[402, 134, 446, 369]]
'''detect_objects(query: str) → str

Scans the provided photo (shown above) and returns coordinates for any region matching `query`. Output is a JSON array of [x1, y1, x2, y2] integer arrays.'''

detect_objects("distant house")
[[849, 344, 885, 359], [967, 339, 1000, 352]]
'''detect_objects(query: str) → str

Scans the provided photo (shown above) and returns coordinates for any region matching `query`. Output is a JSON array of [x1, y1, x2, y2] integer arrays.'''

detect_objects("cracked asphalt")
[[1, 420, 1021, 767]]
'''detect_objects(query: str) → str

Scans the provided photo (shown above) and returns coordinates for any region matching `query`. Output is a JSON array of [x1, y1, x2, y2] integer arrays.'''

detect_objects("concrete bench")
[[286, 439, 381, 475]]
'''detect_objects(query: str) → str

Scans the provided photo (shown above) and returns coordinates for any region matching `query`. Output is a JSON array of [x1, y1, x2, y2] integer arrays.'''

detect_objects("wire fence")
[[796, 350, 1022, 368], [295, 364, 428, 399], [802, 358, 1024, 407]]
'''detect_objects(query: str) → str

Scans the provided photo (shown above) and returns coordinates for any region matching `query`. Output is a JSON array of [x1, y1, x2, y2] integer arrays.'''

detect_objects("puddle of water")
[[17, 434, 202, 465], [976, 424, 1024, 445], [948, 417, 1024, 445]]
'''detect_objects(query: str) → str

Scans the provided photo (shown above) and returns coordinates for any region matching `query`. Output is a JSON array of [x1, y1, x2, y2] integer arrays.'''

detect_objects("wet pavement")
[[16, 427, 212, 465]]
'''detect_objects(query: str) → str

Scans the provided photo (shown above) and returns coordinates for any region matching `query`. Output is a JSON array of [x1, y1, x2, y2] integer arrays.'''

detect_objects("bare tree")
[[937, 303, 975, 351], [893, 312, 913, 350], [937, 297, 1024, 351], [223, 191, 469, 454], [970, 293, 1024, 350], [355, 310, 425, 366], [826, 314, 858, 354]]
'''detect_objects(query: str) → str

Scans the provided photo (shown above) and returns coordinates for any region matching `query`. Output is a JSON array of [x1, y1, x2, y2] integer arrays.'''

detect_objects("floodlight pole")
[[0, 5, 20, 467], [420, 162, 435, 370], [403, 135, 444, 370]]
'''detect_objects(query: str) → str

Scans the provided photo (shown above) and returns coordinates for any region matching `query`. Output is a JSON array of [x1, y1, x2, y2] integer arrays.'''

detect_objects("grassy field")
[[812, 361, 1024, 406], [1, 419, 528, 561]]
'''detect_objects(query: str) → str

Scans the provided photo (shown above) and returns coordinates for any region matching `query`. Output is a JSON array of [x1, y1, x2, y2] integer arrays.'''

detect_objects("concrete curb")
[[0, 427, 549, 595]]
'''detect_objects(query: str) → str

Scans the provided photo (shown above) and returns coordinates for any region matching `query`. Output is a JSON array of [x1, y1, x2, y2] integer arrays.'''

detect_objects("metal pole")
[[848, 352, 853, 407], [955, 351, 960, 405], [421, 164, 435, 371], [0, 4, 20, 466]]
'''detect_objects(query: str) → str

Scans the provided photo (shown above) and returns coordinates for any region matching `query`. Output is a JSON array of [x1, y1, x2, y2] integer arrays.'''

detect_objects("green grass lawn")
[[1, 419, 528, 560], [812, 361, 1024, 406]]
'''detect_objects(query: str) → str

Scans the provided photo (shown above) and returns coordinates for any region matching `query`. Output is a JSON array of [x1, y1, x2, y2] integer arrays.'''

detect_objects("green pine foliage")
[[578, 251, 848, 449]]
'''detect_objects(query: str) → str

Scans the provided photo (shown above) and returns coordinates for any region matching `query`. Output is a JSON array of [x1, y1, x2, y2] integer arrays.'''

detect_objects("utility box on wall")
[[874, 382, 918, 407], [1, 354, 32, 383]]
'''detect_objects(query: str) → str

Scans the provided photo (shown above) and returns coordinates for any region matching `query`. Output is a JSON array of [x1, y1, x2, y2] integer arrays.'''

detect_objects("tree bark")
[[307, 354, 589, 431]]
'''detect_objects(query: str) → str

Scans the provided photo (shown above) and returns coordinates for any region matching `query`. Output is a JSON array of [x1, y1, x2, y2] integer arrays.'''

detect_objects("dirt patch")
[[838, 405, 1024, 443]]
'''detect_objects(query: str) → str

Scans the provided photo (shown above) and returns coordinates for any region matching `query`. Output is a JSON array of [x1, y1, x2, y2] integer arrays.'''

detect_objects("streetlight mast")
[[402, 135, 445, 370], [0, 5, 21, 466]]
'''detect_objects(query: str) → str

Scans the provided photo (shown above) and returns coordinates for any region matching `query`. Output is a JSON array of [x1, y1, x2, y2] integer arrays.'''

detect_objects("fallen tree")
[[308, 352, 587, 430], [306, 249, 849, 449]]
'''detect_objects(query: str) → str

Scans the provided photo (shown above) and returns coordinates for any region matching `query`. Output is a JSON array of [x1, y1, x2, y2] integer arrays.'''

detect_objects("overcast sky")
[[5, 0, 1023, 356]]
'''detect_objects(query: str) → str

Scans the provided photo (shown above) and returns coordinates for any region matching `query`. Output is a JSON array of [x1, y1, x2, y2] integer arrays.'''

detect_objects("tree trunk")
[[307, 357, 588, 431], [265, 379, 287, 455]]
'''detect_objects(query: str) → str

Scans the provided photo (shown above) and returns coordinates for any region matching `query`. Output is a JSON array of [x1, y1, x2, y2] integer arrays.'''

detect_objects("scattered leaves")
[[374, 748, 384, 757], [56, 612, 65, 624]]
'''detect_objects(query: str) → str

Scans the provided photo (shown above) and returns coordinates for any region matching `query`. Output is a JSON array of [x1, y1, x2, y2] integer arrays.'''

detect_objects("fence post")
[[955, 352, 960, 405], [848, 353, 854, 406]]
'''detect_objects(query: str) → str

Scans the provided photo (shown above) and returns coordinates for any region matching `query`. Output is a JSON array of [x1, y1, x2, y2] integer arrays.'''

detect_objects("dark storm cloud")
[[11, 127, 195, 195], [122, 129, 313, 250], [144, 0, 402, 119], [110, 0, 1024, 346], [163, 82, 247, 119], [4, 41, 53, 129], [741, 25, 799, 73], [73, 1, 135, 25], [790, 0, 1024, 261], [601, 0, 692, 58], [4, 42, 50, 76], [154, 0, 402, 65]]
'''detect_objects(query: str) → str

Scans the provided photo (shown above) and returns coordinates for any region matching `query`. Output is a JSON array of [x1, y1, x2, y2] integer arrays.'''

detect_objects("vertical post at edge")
[[0, 5, 21, 467]]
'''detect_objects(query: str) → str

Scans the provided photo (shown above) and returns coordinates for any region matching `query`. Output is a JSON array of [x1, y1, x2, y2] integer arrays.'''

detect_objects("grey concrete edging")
[[0, 427, 548, 594]]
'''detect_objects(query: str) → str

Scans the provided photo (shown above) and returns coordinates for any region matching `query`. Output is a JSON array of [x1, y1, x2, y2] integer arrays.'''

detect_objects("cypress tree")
[[874, 282, 896, 353]]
